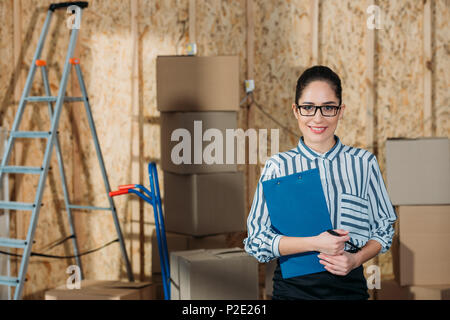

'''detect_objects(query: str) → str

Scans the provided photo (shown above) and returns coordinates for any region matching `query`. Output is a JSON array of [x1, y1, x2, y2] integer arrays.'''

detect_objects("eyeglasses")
[[296, 104, 341, 117]]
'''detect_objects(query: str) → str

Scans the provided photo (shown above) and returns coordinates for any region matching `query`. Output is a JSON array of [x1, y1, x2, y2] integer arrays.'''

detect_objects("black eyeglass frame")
[[296, 104, 342, 117]]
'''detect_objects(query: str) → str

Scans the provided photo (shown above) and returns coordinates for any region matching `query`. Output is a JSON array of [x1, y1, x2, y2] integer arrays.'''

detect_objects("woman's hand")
[[318, 251, 360, 276], [313, 229, 350, 255]]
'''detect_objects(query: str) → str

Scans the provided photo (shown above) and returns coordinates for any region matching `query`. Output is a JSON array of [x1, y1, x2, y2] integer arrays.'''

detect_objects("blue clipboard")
[[262, 168, 332, 279]]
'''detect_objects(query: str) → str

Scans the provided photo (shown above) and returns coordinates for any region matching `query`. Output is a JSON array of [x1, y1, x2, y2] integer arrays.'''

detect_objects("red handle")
[[109, 189, 130, 197], [119, 184, 135, 190]]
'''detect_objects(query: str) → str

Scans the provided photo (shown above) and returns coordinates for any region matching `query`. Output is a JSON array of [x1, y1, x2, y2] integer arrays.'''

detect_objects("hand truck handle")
[[49, 2, 89, 11], [109, 189, 129, 197], [119, 184, 135, 190]]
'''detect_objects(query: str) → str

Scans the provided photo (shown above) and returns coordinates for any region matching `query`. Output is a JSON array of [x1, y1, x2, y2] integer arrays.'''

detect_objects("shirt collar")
[[297, 135, 343, 161]]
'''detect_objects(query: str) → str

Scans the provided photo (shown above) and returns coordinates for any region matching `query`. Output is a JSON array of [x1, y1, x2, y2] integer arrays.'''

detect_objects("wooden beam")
[[246, 0, 254, 81], [129, 0, 146, 281], [423, 0, 432, 136], [69, 0, 88, 280], [246, 0, 256, 216], [13, 0, 22, 103], [363, 0, 379, 277], [12, 0, 22, 285], [365, 0, 375, 154], [189, 0, 196, 44], [310, 0, 319, 65]]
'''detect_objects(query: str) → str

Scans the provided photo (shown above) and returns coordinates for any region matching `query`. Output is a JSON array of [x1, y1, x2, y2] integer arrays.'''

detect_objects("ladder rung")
[[25, 96, 84, 102], [68, 205, 112, 211], [0, 276, 20, 287], [0, 237, 28, 249], [0, 201, 35, 211], [25, 96, 56, 102], [1, 166, 43, 174], [64, 97, 85, 102], [11, 131, 51, 139]]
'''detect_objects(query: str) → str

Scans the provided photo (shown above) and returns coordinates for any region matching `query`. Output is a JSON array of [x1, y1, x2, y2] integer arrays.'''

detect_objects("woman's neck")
[[303, 136, 336, 154]]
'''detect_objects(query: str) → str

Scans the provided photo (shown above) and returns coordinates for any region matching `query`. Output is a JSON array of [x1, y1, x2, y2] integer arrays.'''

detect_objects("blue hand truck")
[[110, 162, 170, 300]]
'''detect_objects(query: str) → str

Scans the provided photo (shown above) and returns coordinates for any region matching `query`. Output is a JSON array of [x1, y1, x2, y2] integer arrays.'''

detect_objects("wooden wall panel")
[[434, 0, 450, 137], [69, 0, 133, 283], [371, 0, 426, 279], [0, 0, 15, 127], [253, 0, 312, 151], [320, 0, 369, 149], [376, 0, 425, 153]]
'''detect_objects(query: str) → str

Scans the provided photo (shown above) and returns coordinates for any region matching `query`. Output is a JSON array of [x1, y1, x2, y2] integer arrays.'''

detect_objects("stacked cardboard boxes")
[[376, 138, 450, 300], [155, 56, 256, 299], [157, 55, 245, 235]]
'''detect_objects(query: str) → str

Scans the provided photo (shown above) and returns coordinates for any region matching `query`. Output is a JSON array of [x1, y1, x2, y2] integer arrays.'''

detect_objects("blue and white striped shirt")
[[243, 135, 397, 263]]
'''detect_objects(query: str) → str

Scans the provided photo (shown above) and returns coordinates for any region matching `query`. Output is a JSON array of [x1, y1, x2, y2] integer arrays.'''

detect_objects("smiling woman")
[[292, 66, 345, 154], [243, 65, 397, 300]]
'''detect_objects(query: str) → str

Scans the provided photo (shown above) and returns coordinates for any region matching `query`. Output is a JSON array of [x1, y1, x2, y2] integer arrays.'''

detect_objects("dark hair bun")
[[295, 65, 342, 105]]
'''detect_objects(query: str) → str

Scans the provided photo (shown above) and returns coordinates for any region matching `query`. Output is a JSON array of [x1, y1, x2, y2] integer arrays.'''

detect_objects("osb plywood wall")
[[0, 0, 448, 299]]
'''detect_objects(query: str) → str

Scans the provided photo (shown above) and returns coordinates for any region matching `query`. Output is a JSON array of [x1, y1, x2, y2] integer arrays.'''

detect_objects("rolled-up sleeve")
[[243, 158, 283, 263], [366, 156, 397, 253]]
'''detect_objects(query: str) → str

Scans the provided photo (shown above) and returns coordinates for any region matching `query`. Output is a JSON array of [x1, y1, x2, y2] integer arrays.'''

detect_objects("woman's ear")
[[338, 104, 345, 120], [292, 104, 299, 120]]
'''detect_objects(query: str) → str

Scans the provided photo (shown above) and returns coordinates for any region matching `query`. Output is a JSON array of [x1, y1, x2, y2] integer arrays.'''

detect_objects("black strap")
[[49, 2, 88, 11], [43, 234, 76, 251]]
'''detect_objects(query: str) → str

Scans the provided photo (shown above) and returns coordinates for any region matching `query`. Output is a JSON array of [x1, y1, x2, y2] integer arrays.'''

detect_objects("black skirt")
[[272, 258, 369, 300]]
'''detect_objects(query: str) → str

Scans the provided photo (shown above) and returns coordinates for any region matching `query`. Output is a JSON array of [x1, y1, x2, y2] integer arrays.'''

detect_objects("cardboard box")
[[45, 280, 153, 300], [156, 56, 239, 112], [392, 206, 450, 286], [386, 138, 450, 205], [160, 111, 238, 174], [170, 248, 259, 300], [151, 231, 227, 273], [372, 280, 412, 300], [164, 171, 245, 236], [373, 281, 450, 300], [409, 285, 450, 300]]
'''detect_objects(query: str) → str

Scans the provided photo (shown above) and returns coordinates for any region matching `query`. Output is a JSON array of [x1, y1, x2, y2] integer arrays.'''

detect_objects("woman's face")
[[292, 80, 345, 152]]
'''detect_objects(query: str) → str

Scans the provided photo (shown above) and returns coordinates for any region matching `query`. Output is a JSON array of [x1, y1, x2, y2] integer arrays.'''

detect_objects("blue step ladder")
[[0, 2, 133, 300]]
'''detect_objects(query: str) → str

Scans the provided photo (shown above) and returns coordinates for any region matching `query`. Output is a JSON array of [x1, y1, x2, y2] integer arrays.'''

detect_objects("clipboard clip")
[[274, 173, 303, 185]]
